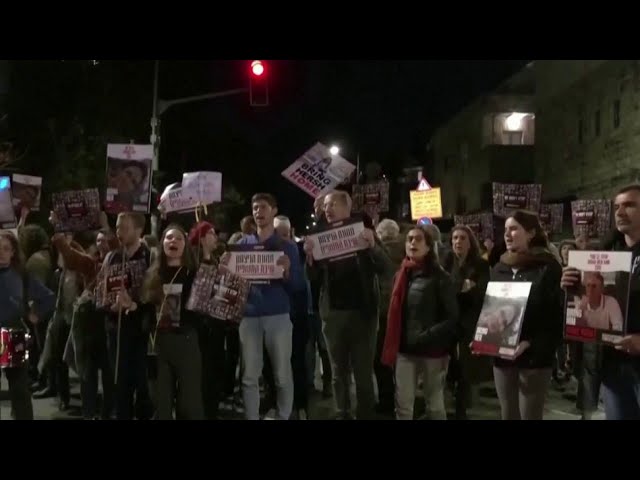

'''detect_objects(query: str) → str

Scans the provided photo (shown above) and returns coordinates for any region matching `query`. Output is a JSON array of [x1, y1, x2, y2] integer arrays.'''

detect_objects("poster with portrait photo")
[[471, 281, 532, 359], [571, 199, 612, 239], [539, 203, 563, 235], [564, 250, 632, 345], [51, 188, 101, 233], [492, 183, 542, 218], [157, 284, 183, 330], [281, 142, 356, 198], [104, 144, 153, 215], [12, 174, 42, 212], [453, 212, 495, 242], [0, 176, 17, 229]]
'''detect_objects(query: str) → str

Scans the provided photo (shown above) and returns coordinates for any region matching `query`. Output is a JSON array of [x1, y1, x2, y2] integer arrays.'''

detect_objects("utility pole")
[[148, 60, 248, 235]]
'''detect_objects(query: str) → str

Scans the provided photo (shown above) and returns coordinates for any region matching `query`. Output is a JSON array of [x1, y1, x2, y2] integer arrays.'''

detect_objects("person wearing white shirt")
[[577, 272, 624, 332]]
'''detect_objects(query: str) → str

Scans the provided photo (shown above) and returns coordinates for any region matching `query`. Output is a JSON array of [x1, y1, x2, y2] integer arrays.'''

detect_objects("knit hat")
[[188, 221, 215, 247]]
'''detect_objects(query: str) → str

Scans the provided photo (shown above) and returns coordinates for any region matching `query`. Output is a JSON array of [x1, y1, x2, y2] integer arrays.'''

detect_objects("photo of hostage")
[[12, 182, 40, 211], [107, 158, 150, 209], [572, 271, 624, 332], [477, 296, 526, 348]]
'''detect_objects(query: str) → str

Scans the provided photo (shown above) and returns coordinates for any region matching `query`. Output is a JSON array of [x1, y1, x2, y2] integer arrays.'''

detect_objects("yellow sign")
[[410, 187, 442, 220]]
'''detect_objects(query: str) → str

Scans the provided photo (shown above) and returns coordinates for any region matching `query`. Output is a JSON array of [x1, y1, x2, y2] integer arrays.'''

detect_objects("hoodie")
[[237, 233, 305, 317]]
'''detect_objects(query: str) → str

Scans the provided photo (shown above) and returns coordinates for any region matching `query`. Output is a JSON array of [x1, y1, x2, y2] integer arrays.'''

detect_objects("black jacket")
[[599, 230, 640, 371], [307, 236, 393, 318], [444, 252, 490, 341], [398, 265, 459, 355], [491, 249, 563, 369]]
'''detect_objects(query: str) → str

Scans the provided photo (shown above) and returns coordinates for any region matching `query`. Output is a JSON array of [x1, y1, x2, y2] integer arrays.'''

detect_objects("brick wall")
[[535, 60, 640, 202]]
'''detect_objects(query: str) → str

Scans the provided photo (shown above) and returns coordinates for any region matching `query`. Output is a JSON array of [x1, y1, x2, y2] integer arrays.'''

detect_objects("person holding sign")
[[304, 191, 393, 420], [480, 210, 563, 420], [95, 212, 154, 420], [562, 185, 640, 420], [223, 193, 305, 421], [141, 225, 204, 420]]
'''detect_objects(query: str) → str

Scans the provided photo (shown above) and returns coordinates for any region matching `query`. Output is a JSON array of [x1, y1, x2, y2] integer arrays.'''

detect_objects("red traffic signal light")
[[251, 60, 264, 76], [249, 60, 269, 107]]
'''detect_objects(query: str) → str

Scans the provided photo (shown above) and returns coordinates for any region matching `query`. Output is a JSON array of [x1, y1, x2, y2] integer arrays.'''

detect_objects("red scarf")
[[381, 257, 425, 367]]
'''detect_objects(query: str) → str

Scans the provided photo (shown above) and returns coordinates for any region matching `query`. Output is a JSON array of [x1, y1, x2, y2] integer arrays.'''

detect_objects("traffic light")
[[249, 60, 269, 107]]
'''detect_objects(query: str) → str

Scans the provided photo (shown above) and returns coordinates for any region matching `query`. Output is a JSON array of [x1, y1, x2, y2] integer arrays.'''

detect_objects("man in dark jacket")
[[305, 191, 393, 420], [562, 185, 640, 420]]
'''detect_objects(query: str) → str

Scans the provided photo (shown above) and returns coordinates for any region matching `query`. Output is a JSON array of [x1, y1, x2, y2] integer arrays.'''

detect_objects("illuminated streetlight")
[[329, 145, 340, 155]]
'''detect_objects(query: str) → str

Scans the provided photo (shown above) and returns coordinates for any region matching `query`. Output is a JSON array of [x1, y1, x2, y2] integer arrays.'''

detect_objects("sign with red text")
[[352, 181, 389, 213], [492, 183, 542, 218], [308, 219, 367, 262], [226, 245, 284, 284], [186, 263, 250, 323], [281, 142, 356, 198], [51, 188, 101, 233], [564, 250, 632, 345], [571, 199, 612, 239], [472, 282, 532, 360]]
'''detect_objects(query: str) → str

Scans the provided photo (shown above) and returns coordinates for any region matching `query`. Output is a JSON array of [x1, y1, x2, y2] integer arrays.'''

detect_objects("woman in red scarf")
[[381, 225, 459, 420]]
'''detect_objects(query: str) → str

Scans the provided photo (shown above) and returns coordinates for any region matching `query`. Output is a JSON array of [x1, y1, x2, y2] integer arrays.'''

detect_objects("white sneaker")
[[263, 408, 277, 420]]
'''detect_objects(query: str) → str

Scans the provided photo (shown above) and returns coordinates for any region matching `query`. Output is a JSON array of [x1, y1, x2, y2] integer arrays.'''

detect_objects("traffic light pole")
[[149, 60, 248, 234]]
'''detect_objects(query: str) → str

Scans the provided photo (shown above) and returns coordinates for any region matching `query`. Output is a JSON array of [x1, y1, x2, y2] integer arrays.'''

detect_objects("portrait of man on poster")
[[573, 271, 624, 332]]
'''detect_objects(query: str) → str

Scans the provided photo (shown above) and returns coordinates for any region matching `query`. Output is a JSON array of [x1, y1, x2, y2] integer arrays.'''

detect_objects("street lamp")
[[329, 145, 340, 156]]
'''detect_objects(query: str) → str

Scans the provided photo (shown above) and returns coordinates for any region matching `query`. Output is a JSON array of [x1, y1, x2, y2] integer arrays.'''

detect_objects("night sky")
[[157, 60, 529, 231]]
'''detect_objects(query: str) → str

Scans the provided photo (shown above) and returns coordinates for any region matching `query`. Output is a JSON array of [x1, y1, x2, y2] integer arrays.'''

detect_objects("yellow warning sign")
[[410, 187, 442, 220]]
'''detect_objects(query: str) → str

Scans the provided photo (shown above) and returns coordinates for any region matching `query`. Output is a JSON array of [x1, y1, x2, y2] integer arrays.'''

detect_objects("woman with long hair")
[[381, 225, 459, 420], [0, 230, 55, 419], [142, 224, 204, 420], [444, 225, 490, 419], [188, 220, 236, 419], [478, 210, 563, 420]]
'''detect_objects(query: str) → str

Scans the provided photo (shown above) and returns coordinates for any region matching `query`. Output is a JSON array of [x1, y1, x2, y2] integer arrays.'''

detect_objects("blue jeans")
[[239, 314, 293, 420], [601, 360, 640, 420]]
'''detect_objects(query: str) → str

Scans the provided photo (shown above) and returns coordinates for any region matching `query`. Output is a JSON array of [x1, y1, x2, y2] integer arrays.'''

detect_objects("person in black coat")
[[444, 225, 489, 419], [477, 210, 563, 420], [381, 225, 459, 420]]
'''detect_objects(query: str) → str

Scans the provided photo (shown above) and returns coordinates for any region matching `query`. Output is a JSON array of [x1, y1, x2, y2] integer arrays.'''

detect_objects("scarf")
[[499, 247, 557, 268], [381, 257, 425, 367]]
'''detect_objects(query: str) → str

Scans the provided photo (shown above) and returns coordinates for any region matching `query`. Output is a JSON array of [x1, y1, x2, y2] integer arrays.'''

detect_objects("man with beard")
[[96, 212, 153, 420]]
